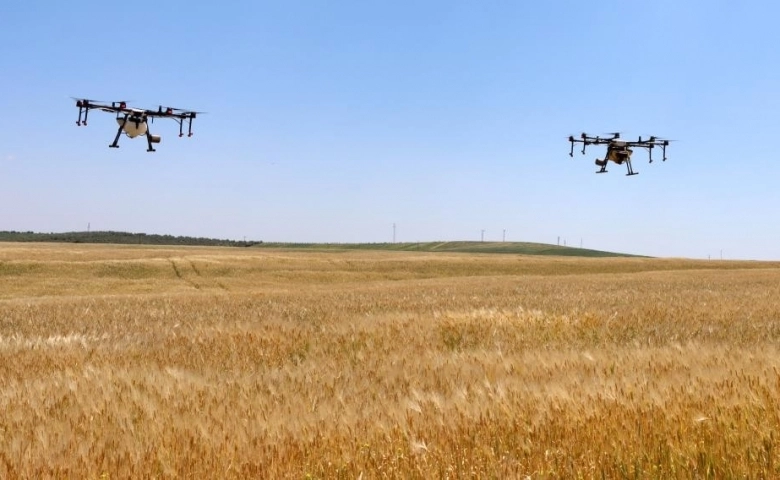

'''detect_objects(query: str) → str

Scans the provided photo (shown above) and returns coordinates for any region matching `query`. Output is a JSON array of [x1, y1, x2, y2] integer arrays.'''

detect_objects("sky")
[[2, 1, 780, 259]]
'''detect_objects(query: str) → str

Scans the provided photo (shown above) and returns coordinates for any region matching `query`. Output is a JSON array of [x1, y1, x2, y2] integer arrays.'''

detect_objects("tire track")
[[169, 258, 228, 292], [169, 259, 201, 289], [188, 259, 202, 276]]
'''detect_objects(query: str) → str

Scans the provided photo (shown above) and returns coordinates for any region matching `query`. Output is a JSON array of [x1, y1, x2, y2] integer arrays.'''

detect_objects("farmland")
[[1, 242, 779, 478]]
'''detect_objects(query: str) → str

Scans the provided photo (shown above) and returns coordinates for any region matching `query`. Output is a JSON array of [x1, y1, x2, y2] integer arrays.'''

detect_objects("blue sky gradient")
[[2, 1, 780, 258]]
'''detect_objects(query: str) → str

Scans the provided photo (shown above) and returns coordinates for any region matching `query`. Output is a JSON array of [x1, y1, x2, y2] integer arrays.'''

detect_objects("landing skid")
[[110, 114, 128, 148], [145, 130, 156, 152], [594, 158, 639, 176], [624, 160, 638, 176]]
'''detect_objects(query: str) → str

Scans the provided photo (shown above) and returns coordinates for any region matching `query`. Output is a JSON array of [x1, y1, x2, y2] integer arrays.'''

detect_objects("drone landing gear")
[[145, 130, 156, 152], [595, 158, 608, 174], [76, 106, 89, 126], [109, 114, 128, 148], [624, 160, 638, 176], [177, 116, 195, 138]]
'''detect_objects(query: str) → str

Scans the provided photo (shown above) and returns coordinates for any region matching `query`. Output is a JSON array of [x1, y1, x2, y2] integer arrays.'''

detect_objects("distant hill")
[[254, 241, 641, 258], [0, 232, 639, 257]]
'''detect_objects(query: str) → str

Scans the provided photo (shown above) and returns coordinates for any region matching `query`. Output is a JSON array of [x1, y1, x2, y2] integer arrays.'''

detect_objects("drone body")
[[73, 98, 203, 152], [568, 132, 670, 176]]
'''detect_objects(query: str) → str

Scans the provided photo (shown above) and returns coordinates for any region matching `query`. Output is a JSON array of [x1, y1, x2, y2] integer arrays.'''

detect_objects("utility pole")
[[87, 222, 90, 233], [481, 230, 485, 242], [557, 236, 560, 246], [393, 223, 396, 243], [503, 229, 506, 242]]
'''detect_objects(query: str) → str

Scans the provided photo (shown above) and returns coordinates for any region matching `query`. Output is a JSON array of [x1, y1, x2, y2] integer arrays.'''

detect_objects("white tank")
[[117, 116, 148, 138]]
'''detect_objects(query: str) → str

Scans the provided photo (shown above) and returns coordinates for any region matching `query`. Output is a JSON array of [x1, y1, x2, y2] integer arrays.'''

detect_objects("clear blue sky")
[[2, 1, 779, 259]]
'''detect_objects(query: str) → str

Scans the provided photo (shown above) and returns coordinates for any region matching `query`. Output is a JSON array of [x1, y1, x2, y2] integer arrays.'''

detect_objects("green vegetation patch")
[[254, 241, 640, 258]]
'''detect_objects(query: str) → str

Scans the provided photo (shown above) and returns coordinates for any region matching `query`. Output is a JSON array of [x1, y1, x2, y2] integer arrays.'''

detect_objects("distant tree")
[[0, 231, 261, 247]]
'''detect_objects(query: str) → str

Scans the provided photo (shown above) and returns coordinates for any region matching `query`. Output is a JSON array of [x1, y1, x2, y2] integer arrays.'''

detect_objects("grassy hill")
[[0, 231, 640, 257], [253, 241, 641, 257]]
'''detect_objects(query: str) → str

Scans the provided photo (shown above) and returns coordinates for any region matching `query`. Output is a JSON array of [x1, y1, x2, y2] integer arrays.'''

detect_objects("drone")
[[73, 98, 203, 152], [568, 132, 671, 176]]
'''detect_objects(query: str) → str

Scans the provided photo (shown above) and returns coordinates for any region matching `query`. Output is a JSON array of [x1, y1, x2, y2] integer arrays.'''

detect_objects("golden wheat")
[[0, 242, 778, 478]]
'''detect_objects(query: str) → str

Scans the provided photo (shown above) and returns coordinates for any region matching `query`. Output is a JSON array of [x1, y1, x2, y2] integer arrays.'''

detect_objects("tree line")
[[0, 231, 260, 247]]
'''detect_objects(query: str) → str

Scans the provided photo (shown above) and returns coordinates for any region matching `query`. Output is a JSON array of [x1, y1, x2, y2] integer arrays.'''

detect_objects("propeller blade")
[[71, 96, 105, 103], [163, 106, 206, 114]]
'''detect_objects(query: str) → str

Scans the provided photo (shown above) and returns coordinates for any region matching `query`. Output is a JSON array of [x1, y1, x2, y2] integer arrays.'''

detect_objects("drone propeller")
[[602, 132, 622, 139], [71, 96, 105, 104], [110, 100, 133, 108], [641, 135, 676, 142], [160, 106, 206, 115], [71, 97, 109, 110]]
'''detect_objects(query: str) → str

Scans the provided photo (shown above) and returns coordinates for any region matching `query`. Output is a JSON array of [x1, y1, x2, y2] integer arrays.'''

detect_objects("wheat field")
[[1, 242, 779, 478]]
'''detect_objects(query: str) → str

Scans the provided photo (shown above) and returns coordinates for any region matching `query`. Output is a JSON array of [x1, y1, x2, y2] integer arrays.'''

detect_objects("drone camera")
[[149, 135, 161, 144]]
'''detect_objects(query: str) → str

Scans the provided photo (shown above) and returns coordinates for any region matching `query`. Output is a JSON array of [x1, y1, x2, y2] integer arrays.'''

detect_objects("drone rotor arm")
[[144, 106, 203, 137]]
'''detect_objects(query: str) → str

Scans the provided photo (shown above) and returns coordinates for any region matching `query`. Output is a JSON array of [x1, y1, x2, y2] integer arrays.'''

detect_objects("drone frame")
[[568, 132, 669, 176], [74, 98, 201, 152]]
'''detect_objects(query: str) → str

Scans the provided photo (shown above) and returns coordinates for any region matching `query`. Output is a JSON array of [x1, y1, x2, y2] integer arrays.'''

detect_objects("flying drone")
[[568, 132, 671, 176], [73, 98, 204, 152]]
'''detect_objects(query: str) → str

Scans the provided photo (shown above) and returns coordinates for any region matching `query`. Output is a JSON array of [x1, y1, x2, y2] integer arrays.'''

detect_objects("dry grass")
[[1, 242, 779, 478]]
